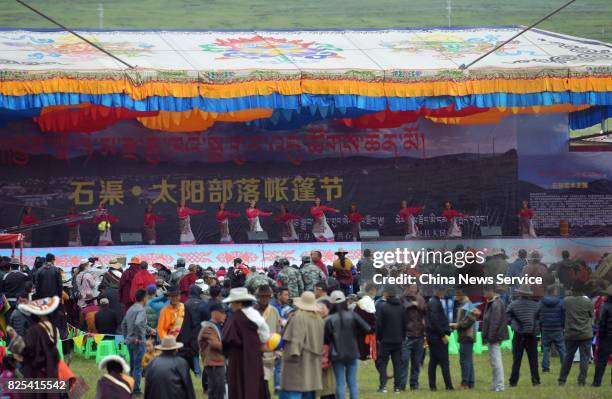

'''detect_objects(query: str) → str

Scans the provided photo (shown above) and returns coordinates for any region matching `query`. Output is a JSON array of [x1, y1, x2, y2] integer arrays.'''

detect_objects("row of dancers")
[[16, 199, 537, 246]]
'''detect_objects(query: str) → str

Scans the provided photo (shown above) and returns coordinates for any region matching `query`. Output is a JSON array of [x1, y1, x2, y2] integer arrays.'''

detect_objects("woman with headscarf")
[[75, 259, 98, 309]]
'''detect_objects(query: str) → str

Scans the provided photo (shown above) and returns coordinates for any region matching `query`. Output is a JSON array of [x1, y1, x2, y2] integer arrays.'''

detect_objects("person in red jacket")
[[216, 203, 240, 243], [518, 200, 537, 238], [20, 206, 39, 247], [177, 200, 204, 244], [310, 197, 339, 242], [246, 200, 272, 233], [274, 205, 300, 242], [130, 261, 157, 303], [347, 204, 363, 241], [399, 200, 425, 239], [179, 264, 199, 302], [144, 203, 164, 245], [119, 256, 141, 309], [441, 201, 466, 238], [94, 202, 119, 246]]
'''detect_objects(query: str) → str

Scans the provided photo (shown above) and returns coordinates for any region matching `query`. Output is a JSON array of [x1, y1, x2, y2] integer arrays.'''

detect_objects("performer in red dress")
[[246, 200, 272, 232], [441, 201, 465, 238], [66, 207, 83, 247], [347, 204, 363, 241], [399, 200, 425, 239], [143, 203, 164, 244], [177, 200, 204, 244], [94, 202, 119, 246], [518, 199, 537, 238], [216, 202, 240, 243], [310, 197, 339, 242], [274, 205, 300, 242], [20, 206, 39, 247]]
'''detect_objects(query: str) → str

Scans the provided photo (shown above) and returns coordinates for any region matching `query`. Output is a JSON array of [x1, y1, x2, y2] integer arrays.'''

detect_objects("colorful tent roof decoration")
[[0, 26, 610, 128]]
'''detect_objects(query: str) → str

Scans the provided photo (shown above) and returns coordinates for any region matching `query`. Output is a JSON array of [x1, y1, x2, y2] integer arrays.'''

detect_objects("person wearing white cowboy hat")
[[18, 297, 63, 383], [101, 258, 123, 290], [96, 355, 134, 398], [145, 335, 196, 399], [222, 287, 270, 399], [333, 248, 355, 297], [280, 291, 326, 398]]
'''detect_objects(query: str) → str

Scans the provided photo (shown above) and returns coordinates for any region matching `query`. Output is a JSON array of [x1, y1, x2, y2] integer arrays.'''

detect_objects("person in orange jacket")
[[157, 286, 185, 340]]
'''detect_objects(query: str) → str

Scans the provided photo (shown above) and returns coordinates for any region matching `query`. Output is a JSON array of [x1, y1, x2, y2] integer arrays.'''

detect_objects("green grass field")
[[1, 0, 610, 43], [66, 351, 611, 399]]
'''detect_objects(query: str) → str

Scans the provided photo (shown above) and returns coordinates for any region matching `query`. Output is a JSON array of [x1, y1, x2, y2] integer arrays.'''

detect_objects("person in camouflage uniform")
[[276, 260, 304, 299], [170, 257, 188, 286], [300, 256, 326, 292], [245, 271, 277, 294]]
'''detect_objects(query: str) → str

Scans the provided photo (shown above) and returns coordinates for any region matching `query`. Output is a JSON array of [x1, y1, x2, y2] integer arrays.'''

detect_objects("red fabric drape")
[[0, 234, 22, 245], [337, 105, 488, 129], [35, 104, 158, 133]]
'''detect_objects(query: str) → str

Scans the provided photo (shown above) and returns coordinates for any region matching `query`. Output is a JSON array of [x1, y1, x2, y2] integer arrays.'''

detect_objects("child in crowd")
[[141, 338, 160, 373]]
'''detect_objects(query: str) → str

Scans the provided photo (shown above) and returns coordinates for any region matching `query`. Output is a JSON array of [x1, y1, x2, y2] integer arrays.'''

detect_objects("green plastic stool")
[[474, 331, 484, 354], [84, 337, 97, 360], [448, 331, 459, 355], [117, 342, 130, 362], [56, 338, 64, 361], [95, 340, 118, 364], [501, 327, 513, 350]]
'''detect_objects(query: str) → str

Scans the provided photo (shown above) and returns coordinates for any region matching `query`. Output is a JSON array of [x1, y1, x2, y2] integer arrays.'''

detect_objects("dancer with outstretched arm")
[[441, 201, 465, 238], [177, 200, 204, 244], [216, 202, 240, 243], [310, 197, 339, 242], [274, 205, 300, 242], [399, 200, 425, 239]]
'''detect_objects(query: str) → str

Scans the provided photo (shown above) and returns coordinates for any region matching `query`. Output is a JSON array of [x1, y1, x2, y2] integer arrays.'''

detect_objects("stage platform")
[[2, 237, 611, 270]]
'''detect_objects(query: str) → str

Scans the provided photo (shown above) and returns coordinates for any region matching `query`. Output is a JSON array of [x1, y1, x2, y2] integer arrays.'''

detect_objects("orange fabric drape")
[[137, 108, 273, 132]]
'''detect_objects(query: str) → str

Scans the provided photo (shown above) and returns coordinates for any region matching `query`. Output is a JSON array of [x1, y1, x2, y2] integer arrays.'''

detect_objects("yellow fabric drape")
[[1, 76, 610, 99]]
